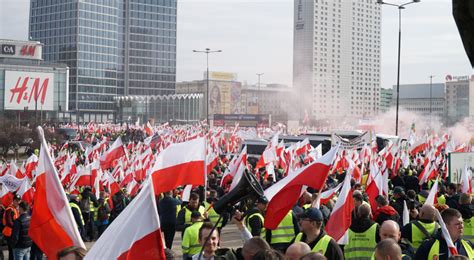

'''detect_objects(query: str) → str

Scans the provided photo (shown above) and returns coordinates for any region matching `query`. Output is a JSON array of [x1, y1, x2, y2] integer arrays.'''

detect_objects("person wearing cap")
[[401, 204, 439, 251], [292, 207, 343, 260], [182, 211, 204, 260], [344, 203, 380, 260], [390, 186, 407, 218], [244, 197, 268, 238], [3, 194, 21, 260]]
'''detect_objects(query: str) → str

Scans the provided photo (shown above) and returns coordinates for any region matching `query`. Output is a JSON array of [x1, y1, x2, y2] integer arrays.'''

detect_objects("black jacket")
[[11, 213, 32, 249], [158, 195, 180, 225]]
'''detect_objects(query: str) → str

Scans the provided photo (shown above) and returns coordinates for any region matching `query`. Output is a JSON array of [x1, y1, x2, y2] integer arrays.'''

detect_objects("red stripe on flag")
[[29, 174, 75, 259], [117, 229, 166, 260], [151, 161, 205, 195]]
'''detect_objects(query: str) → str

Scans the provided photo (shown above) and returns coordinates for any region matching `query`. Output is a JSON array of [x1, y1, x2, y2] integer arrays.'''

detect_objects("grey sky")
[[0, 0, 472, 88]]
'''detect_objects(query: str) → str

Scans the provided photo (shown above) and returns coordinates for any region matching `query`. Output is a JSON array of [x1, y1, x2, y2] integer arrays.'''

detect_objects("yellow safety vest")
[[181, 221, 204, 256], [69, 202, 85, 226], [184, 206, 206, 226], [344, 223, 378, 260], [428, 239, 474, 259], [410, 221, 438, 250], [295, 232, 332, 255], [463, 217, 474, 244], [245, 212, 265, 238], [437, 195, 446, 205], [204, 201, 222, 228], [270, 211, 295, 244]]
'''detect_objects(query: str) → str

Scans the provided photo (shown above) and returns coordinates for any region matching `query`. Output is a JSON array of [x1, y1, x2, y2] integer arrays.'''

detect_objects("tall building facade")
[[445, 75, 473, 125], [293, 0, 381, 122], [379, 88, 393, 113], [29, 0, 177, 122]]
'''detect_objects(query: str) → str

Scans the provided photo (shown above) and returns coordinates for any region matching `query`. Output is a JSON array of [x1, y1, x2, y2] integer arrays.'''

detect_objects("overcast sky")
[[1, 0, 472, 88]]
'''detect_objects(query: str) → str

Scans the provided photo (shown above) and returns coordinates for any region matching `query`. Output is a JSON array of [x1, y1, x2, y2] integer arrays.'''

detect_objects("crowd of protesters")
[[0, 123, 473, 260]]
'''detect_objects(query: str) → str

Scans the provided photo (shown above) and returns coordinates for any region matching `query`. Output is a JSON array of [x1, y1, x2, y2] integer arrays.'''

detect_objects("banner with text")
[[4, 71, 54, 111], [331, 132, 371, 149]]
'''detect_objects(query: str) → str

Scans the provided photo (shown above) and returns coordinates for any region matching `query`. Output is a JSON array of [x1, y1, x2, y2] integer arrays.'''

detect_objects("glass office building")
[[29, 0, 177, 123]]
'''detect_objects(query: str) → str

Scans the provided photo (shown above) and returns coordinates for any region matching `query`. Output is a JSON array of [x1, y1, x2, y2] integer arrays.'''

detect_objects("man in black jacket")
[[158, 191, 181, 249], [11, 201, 32, 260]]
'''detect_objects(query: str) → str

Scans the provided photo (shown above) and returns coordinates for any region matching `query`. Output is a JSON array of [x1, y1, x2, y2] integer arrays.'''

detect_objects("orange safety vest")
[[2, 206, 19, 237]]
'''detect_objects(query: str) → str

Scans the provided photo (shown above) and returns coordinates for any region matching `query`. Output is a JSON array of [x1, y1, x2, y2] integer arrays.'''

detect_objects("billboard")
[[0, 40, 43, 60], [213, 114, 269, 127], [4, 71, 54, 111], [448, 152, 474, 184], [209, 81, 241, 115]]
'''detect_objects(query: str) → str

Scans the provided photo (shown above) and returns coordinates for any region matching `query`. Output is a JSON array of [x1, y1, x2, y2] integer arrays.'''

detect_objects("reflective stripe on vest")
[[184, 206, 206, 226], [344, 223, 378, 260], [181, 221, 204, 255], [411, 221, 438, 250], [270, 211, 295, 244], [463, 217, 474, 244], [2, 206, 19, 237], [204, 201, 221, 228], [428, 239, 474, 259], [245, 212, 265, 238], [70, 202, 85, 226]]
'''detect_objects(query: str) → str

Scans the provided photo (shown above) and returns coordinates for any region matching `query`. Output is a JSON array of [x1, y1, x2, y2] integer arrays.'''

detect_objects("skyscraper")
[[293, 0, 381, 122], [29, 0, 177, 122]]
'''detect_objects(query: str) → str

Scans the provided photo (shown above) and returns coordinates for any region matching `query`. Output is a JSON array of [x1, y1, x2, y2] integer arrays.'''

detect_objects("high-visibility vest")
[[437, 195, 446, 205], [295, 232, 332, 255], [70, 202, 85, 226], [184, 206, 206, 226], [463, 216, 474, 243], [428, 239, 474, 259], [344, 223, 378, 260], [2, 206, 19, 237], [181, 221, 204, 256], [410, 221, 438, 250], [270, 211, 296, 244], [245, 212, 265, 238], [204, 201, 222, 228]]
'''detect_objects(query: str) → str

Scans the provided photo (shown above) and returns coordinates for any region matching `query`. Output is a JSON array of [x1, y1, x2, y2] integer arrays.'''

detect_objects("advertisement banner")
[[448, 152, 474, 184], [4, 71, 54, 111]]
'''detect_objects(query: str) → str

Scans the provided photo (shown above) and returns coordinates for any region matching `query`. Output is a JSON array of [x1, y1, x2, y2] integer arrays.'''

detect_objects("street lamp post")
[[193, 48, 222, 126], [377, 0, 420, 136], [429, 75, 434, 125], [256, 73, 264, 114]]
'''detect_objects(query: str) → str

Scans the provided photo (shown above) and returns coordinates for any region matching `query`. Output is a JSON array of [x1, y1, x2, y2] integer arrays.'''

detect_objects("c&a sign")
[[4, 71, 54, 111]]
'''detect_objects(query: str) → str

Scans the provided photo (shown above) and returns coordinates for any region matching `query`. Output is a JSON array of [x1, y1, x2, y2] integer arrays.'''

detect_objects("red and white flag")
[[100, 137, 125, 170], [29, 127, 86, 259], [24, 154, 38, 179], [435, 209, 458, 256], [313, 182, 342, 208], [425, 178, 439, 206], [461, 164, 472, 194], [150, 137, 206, 195], [325, 172, 354, 244], [16, 178, 34, 205], [263, 146, 338, 230], [85, 182, 166, 259]]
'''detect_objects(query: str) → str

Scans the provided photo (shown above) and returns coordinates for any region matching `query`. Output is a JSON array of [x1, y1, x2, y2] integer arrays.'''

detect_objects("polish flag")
[[85, 182, 166, 259], [366, 172, 384, 210], [263, 147, 338, 229], [144, 121, 154, 136], [24, 154, 38, 179], [29, 127, 86, 259], [16, 179, 34, 205], [325, 172, 354, 244], [150, 137, 205, 195], [221, 146, 247, 187], [410, 140, 428, 156], [435, 209, 458, 256], [100, 137, 126, 170], [313, 182, 342, 208], [424, 179, 439, 206]]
